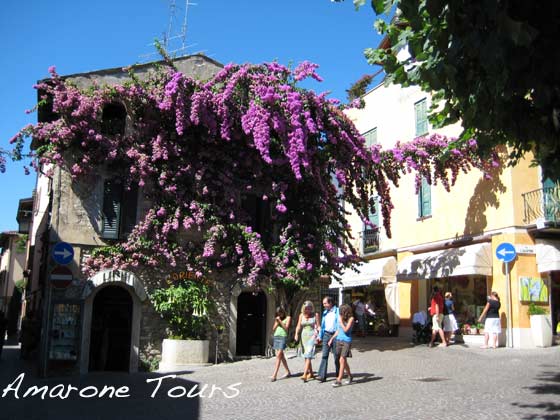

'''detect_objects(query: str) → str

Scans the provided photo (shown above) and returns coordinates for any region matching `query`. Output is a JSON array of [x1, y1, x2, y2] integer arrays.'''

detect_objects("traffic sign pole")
[[505, 261, 513, 348]]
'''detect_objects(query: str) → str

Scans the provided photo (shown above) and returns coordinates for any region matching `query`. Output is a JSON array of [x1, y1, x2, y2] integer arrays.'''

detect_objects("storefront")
[[397, 242, 493, 339], [536, 239, 560, 339], [329, 256, 398, 335]]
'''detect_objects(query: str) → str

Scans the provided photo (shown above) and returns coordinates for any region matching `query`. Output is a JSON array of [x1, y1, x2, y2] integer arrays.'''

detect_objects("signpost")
[[495, 242, 517, 348], [50, 266, 73, 289], [52, 242, 74, 265]]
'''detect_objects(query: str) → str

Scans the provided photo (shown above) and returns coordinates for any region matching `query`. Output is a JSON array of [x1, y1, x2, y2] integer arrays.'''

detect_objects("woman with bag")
[[294, 301, 320, 382], [270, 306, 292, 381]]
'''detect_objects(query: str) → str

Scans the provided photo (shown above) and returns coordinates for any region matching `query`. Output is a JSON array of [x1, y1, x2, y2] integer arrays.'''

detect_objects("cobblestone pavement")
[[1, 337, 559, 420]]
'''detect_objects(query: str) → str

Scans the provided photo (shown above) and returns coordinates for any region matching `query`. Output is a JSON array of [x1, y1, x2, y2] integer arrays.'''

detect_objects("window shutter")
[[101, 179, 122, 239], [415, 99, 428, 136], [121, 184, 138, 238], [363, 127, 378, 148], [418, 177, 432, 217]]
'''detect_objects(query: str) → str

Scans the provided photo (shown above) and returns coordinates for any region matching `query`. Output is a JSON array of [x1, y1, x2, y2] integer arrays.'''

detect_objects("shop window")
[[432, 276, 488, 327], [414, 98, 428, 136], [417, 177, 431, 218], [101, 179, 138, 240]]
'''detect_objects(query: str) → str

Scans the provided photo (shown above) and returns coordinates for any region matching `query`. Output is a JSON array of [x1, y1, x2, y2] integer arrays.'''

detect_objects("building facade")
[[342, 78, 560, 348]]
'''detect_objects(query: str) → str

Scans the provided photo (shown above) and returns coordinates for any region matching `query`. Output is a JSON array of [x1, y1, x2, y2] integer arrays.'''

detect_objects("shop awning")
[[397, 242, 492, 280], [330, 256, 397, 289], [536, 239, 560, 273]]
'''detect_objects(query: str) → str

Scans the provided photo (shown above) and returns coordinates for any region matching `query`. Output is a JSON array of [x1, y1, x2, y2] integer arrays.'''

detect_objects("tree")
[[340, 0, 560, 181], [6, 57, 495, 300]]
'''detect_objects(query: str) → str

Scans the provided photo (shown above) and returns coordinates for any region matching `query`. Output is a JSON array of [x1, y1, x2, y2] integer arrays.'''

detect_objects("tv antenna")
[[140, 0, 198, 62]]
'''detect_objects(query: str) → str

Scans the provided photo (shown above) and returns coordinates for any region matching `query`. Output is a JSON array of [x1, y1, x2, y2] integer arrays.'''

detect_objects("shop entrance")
[[89, 286, 132, 371], [551, 272, 560, 337], [236, 291, 267, 356]]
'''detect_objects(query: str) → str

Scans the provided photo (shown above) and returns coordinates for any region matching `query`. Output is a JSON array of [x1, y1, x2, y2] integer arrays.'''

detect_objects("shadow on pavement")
[[351, 336, 414, 352], [0, 344, 238, 420], [513, 370, 560, 420]]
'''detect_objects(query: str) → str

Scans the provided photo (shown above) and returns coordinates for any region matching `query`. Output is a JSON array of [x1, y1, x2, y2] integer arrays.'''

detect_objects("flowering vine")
[[7, 58, 497, 290]]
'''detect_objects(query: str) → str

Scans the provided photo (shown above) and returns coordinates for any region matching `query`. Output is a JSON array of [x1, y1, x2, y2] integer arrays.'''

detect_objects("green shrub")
[[528, 302, 548, 316]]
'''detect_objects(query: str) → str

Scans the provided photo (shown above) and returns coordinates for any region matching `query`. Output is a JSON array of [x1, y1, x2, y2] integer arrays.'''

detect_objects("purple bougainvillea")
[[7, 60, 498, 290]]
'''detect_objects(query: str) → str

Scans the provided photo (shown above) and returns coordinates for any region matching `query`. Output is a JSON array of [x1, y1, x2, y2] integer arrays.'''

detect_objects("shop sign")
[[515, 244, 535, 254]]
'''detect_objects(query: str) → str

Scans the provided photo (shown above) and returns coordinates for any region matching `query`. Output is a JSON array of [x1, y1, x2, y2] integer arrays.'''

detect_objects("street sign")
[[50, 265, 73, 288], [496, 242, 517, 263], [52, 242, 74, 265]]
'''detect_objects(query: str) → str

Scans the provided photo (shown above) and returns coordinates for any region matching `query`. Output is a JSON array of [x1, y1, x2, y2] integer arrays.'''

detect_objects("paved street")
[[1, 337, 559, 420]]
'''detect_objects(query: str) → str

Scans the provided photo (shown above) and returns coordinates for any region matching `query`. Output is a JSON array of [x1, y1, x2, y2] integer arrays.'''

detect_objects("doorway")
[[89, 286, 132, 371], [236, 291, 267, 356]]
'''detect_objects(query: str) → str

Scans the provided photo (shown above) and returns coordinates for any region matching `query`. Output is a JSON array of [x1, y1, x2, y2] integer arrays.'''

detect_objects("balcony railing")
[[362, 228, 380, 254], [522, 187, 560, 225]]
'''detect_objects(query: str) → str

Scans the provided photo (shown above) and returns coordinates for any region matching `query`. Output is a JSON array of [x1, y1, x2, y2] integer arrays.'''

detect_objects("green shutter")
[[121, 184, 138, 238], [363, 127, 378, 148], [101, 179, 122, 239], [418, 177, 431, 217], [415, 99, 428, 136]]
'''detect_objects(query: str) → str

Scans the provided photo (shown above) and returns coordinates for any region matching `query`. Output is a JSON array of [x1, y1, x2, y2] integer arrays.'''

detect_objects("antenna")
[[140, 0, 198, 62]]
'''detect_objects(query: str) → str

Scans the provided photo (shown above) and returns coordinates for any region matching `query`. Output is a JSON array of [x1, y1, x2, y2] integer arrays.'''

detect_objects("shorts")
[[484, 318, 501, 334], [432, 314, 444, 331], [443, 314, 458, 332], [336, 340, 352, 358], [273, 336, 287, 351]]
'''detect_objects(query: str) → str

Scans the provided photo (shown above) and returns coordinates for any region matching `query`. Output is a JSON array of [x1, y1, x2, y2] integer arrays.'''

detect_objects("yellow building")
[[340, 79, 560, 348]]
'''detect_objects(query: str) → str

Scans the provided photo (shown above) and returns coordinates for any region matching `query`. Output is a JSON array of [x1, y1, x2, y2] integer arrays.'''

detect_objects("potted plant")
[[150, 279, 214, 368], [476, 323, 485, 335], [528, 303, 552, 347]]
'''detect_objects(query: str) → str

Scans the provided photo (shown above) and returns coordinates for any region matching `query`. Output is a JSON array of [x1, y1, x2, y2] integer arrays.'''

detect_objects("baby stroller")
[[411, 310, 431, 345]]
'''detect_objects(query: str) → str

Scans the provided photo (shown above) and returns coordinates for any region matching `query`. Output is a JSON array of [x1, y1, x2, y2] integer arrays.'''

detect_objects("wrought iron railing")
[[522, 187, 560, 225], [362, 228, 380, 254]]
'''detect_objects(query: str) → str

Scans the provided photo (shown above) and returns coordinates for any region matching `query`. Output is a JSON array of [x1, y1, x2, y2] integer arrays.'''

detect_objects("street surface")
[[1, 337, 559, 420]]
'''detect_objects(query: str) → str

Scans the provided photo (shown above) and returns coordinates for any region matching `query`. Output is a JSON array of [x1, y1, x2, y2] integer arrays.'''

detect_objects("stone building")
[[24, 55, 312, 376]]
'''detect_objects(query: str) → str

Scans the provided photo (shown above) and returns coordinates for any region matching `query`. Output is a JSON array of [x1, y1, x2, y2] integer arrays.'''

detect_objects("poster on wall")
[[519, 277, 549, 302]]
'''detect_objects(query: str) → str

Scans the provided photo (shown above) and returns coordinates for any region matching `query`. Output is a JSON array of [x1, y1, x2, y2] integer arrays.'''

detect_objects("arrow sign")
[[496, 242, 517, 263], [52, 242, 74, 265]]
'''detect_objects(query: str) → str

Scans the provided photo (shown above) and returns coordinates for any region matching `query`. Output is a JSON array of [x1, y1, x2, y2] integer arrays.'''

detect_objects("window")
[[241, 195, 272, 246], [414, 98, 428, 136], [363, 196, 380, 254], [417, 177, 431, 218], [363, 127, 378, 148], [101, 179, 138, 240], [101, 103, 127, 136]]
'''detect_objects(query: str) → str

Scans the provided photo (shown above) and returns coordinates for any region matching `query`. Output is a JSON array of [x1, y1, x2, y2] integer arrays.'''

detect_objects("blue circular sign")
[[496, 242, 516, 263], [52, 242, 74, 265]]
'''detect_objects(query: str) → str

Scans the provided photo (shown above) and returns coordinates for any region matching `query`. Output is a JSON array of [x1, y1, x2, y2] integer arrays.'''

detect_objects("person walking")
[[428, 286, 447, 348], [331, 304, 355, 387], [270, 306, 292, 381], [0, 311, 7, 360], [294, 301, 320, 381], [317, 296, 340, 382], [478, 292, 501, 349], [443, 292, 458, 345], [352, 295, 367, 337]]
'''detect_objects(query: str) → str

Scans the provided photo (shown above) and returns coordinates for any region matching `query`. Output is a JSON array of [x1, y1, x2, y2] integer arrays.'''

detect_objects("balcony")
[[361, 228, 380, 254], [522, 186, 560, 226]]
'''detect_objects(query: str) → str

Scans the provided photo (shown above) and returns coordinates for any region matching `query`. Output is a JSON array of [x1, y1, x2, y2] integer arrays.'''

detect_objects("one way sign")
[[52, 242, 74, 265], [496, 242, 517, 263]]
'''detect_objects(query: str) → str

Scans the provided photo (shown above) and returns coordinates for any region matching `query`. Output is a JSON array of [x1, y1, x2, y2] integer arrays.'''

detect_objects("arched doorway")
[[89, 286, 132, 371], [236, 291, 267, 356]]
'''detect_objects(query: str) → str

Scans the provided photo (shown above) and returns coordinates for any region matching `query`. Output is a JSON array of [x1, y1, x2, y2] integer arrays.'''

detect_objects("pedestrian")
[[0, 311, 7, 360], [294, 300, 320, 381], [317, 296, 340, 382], [478, 291, 501, 349], [331, 304, 354, 387], [352, 294, 366, 337], [443, 292, 458, 345], [428, 286, 447, 347], [270, 306, 292, 381]]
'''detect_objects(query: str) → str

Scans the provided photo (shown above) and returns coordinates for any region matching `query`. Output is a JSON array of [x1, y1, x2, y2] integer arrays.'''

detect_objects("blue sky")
[[0, 0, 384, 232]]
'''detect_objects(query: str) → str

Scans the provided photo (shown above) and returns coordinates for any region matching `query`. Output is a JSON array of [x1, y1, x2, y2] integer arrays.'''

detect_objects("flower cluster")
[[9, 60, 494, 290]]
